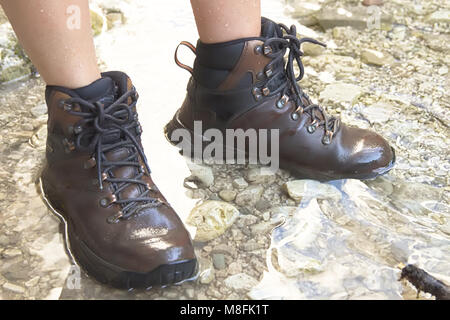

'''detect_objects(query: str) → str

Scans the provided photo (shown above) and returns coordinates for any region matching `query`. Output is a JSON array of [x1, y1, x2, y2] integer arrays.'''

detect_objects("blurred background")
[[0, 0, 448, 300]]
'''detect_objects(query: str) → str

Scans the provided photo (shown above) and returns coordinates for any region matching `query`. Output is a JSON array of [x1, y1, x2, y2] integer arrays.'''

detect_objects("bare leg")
[[190, 0, 261, 43], [0, 0, 100, 88]]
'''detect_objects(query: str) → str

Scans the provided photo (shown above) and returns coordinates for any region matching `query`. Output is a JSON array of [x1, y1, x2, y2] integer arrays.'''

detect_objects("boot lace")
[[62, 88, 165, 222], [259, 23, 340, 144]]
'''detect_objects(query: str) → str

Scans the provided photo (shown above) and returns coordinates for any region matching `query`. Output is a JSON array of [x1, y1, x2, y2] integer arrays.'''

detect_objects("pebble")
[[426, 10, 450, 24], [361, 49, 394, 66], [24, 276, 40, 288], [319, 83, 363, 105], [186, 161, 214, 187], [198, 258, 215, 284], [2, 248, 22, 258], [227, 262, 242, 275], [245, 167, 276, 184], [29, 104, 47, 118], [187, 200, 240, 242], [224, 273, 259, 293], [3, 282, 25, 294], [232, 178, 248, 189], [235, 185, 264, 207], [218, 189, 237, 202], [362, 0, 383, 6], [212, 253, 226, 270], [284, 180, 342, 202]]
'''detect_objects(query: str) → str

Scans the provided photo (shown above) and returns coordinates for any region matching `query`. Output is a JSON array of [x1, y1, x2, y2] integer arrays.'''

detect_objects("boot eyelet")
[[265, 68, 273, 78], [62, 138, 75, 153], [307, 124, 317, 133], [107, 211, 123, 224], [254, 45, 263, 55], [291, 112, 299, 121], [252, 87, 262, 101], [83, 157, 97, 169], [263, 46, 272, 55], [73, 125, 82, 134], [256, 72, 265, 81], [322, 131, 333, 145], [276, 95, 289, 109], [59, 100, 72, 111], [100, 194, 116, 207], [262, 87, 270, 96]]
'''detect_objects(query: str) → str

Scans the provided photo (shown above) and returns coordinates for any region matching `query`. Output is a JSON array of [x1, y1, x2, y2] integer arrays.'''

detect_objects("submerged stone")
[[187, 200, 239, 242]]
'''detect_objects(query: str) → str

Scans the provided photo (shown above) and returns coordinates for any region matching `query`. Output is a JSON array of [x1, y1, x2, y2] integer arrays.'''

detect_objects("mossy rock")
[[0, 64, 31, 82], [90, 10, 104, 37]]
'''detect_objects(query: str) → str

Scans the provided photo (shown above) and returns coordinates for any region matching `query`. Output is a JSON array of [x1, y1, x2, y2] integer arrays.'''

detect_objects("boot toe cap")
[[342, 128, 395, 178]]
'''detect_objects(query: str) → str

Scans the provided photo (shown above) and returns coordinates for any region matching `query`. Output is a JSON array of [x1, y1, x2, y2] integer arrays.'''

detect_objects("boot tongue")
[[261, 17, 283, 38], [75, 77, 116, 106]]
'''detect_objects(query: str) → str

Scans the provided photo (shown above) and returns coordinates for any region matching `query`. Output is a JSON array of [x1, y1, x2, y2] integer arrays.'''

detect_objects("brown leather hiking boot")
[[40, 71, 196, 289], [165, 17, 395, 181]]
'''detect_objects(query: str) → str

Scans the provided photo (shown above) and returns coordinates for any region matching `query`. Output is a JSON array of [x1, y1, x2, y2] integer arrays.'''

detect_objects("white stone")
[[284, 180, 342, 202], [361, 49, 394, 66], [232, 178, 248, 189], [245, 167, 276, 184], [319, 83, 363, 105], [187, 200, 240, 242], [235, 185, 264, 206], [218, 189, 237, 202], [3, 282, 25, 294], [186, 161, 214, 187], [224, 273, 259, 292], [426, 10, 450, 24]]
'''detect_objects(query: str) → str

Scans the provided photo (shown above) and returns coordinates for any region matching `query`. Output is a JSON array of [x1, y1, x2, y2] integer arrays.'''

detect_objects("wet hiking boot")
[[40, 71, 197, 289], [165, 17, 395, 181]]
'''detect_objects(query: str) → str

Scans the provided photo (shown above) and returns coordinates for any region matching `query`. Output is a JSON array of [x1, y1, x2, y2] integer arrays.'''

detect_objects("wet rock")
[[2, 248, 22, 259], [241, 241, 264, 252], [186, 161, 214, 187], [228, 262, 242, 275], [311, 54, 361, 77], [235, 185, 264, 207], [232, 178, 248, 189], [360, 101, 396, 124], [237, 214, 259, 227], [212, 253, 226, 270], [302, 41, 326, 56], [224, 273, 259, 293], [3, 282, 25, 294], [284, 180, 342, 202], [30, 104, 47, 118], [245, 167, 276, 184], [426, 10, 450, 24], [319, 83, 363, 105], [315, 7, 392, 30], [185, 288, 195, 299], [187, 200, 240, 242], [218, 189, 237, 202], [251, 216, 285, 235], [24, 276, 40, 288], [198, 257, 215, 284], [424, 34, 450, 53], [362, 0, 383, 6], [255, 199, 271, 212], [211, 244, 235, 256], [361, 49, 394, 66]]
